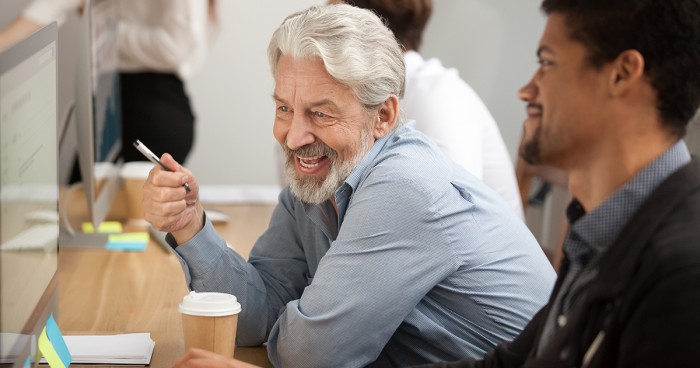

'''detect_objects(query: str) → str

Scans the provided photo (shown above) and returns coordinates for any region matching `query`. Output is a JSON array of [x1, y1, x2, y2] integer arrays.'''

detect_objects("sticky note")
[[82, 221, 123, 234], [23, 356, 32, 367], [38, 314, 71, 368], [105, 232, 149, 251]]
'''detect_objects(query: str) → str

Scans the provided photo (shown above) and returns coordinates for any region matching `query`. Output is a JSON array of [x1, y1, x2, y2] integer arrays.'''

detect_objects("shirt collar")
[[566, 140, 691, 260], [332, 123, 409, 227]]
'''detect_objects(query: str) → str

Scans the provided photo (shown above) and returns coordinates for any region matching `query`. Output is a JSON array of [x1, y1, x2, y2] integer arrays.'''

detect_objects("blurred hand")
[[0, 17, 41, 52], [142, 153, 204, 244], [173, 348, 262, 368]]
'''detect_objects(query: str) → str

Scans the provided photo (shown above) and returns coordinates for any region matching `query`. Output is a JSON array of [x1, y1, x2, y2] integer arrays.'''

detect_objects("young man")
[[147, 4, 554, 367], [418, 0, 700, 367]]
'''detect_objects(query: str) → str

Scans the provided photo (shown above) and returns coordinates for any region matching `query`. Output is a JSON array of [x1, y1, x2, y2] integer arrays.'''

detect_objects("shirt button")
[[557, 315, 568, 327], [559, 346, 570, 360]]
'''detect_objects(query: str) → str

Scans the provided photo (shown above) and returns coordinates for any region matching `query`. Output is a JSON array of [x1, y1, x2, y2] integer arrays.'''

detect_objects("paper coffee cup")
[[120, 161, 153, 222], [179, 291, 242, 357]]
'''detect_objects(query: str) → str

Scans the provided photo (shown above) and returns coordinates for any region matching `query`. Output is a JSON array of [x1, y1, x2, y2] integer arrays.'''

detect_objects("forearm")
[[266, 236, 456, 366], [0, 17, 41, 51], [172, 220, 276, 345]]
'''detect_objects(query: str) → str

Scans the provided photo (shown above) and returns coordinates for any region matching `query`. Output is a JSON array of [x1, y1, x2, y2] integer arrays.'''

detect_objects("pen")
[[132, 139, 191, 192]]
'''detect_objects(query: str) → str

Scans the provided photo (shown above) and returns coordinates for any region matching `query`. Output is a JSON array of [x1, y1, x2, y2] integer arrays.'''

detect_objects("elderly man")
[[414, 0, 700, 367], [147, 4, 554, 367]]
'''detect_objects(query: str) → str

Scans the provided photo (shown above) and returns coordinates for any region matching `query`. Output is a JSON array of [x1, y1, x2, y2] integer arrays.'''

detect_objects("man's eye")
[[314, 111, 326, 118], [280, 106, 289, 112], [537, 59, 553, 67]]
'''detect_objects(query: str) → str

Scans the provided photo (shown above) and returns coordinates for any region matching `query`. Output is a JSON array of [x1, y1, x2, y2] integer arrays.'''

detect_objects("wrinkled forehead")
[[274, 55, 358, 106]]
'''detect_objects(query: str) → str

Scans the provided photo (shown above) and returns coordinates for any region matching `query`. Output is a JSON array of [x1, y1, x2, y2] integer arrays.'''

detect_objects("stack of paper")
[[41, 333, 154, 365]]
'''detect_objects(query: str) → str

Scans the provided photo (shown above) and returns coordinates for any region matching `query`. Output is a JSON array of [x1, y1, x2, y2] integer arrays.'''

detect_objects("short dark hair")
[[345, 0, 432, 52], [541, 0, 700, 137]]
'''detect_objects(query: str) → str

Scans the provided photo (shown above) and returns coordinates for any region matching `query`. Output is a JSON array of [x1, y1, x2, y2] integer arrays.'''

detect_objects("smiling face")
[[273, 55, 378, 204], [518, 13, 614, 169]]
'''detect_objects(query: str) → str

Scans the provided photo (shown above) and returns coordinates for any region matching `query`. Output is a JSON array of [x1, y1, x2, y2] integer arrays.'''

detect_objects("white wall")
[[186, 1, 321, 185], [2, 1, 547, 187], [186, 0, 547, 185], [421, 1, 546, 164]]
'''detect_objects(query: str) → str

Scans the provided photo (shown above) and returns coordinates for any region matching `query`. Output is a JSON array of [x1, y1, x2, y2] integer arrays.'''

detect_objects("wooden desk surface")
[[58, 196, 275, 368]]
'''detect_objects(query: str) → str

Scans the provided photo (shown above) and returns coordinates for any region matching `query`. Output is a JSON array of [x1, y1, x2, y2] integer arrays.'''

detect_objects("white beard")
[[284, 128, 373, 205]]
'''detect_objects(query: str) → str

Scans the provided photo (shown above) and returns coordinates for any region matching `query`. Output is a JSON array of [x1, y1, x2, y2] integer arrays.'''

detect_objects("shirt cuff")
[[170, 216, 228, 280]]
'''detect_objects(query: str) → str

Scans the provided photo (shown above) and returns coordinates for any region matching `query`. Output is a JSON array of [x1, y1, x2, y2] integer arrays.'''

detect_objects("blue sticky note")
[[23, 356, 31, 368], [45, 314, 71, 367]]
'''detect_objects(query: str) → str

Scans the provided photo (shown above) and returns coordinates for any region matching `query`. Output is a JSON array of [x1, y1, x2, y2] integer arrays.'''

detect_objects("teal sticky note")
[[105, 241, 147, 251], [105, 232, 149, 251], [45, 313, 72, 367], [23, 356, 31, 368]]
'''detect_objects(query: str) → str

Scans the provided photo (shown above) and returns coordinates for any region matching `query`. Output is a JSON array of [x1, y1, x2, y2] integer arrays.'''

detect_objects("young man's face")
[[272, 55, 376, 204], [518, 13, 614, 169]]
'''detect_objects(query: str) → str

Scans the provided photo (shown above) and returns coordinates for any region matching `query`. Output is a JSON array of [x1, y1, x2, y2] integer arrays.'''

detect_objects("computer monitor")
[[0, 23, 59, 367], [73, 0, 122, 231]]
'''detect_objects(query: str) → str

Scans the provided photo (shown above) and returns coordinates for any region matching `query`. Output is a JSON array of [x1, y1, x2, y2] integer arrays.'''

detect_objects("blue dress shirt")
[[170, 122, 556, 367]]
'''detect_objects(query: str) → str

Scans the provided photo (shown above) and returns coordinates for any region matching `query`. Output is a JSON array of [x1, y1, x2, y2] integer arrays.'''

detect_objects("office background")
[[0, 0, 546, 186]]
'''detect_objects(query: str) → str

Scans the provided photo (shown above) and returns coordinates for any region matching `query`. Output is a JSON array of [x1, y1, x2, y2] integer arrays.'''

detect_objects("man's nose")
[[285, 113, 316, 150], [518, 72, 539, 102]]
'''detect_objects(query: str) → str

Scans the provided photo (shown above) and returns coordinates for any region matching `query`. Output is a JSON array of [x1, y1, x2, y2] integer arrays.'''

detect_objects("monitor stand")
[[58, 229, 109, 248]]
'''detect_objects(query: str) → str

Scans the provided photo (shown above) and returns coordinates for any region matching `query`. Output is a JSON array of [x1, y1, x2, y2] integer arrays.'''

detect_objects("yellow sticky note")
[[38, 327, 66, 368], [82, 221, 123, 234], [108, 232, 149, 243]]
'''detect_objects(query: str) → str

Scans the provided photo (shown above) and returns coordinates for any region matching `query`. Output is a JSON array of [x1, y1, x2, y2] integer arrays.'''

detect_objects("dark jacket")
[[417, 159, 700, 368]]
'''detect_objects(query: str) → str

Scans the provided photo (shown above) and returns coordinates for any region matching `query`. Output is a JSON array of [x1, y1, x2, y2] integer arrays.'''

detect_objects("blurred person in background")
[[336, 0, 524, 219], [0, 0, 218, 166]]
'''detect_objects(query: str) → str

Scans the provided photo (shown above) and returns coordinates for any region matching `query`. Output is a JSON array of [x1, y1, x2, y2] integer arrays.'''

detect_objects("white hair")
[[268, 4, 405, 111]]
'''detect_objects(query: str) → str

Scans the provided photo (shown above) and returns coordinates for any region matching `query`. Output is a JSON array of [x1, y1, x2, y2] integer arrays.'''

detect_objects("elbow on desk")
[[271, 343, 352, 368], [268, 325, 377, 368]]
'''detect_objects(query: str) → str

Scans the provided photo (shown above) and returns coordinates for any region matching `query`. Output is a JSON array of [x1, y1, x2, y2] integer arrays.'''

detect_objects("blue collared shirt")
[[171, 122, 556, 367]]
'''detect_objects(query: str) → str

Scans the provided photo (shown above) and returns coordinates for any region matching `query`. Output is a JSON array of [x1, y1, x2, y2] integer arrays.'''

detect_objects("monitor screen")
[[0, 23, 59, 367], [74, 0, 122, 229]]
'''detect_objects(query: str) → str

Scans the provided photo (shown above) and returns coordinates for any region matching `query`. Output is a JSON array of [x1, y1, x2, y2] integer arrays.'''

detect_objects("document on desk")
[[40, 333, 154, 365]]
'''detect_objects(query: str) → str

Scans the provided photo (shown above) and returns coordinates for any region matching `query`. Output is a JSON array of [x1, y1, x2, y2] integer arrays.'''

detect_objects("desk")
[[58, 196, 275, 368]]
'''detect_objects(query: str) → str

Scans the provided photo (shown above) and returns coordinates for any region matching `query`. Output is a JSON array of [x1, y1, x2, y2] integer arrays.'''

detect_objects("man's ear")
[[374, 95, 399, 139], [609, 49, 645, 96]]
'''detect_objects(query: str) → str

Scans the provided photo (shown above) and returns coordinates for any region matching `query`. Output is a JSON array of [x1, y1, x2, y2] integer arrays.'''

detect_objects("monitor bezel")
[[74, 0, 122, 229], [0, 22, 59, 368]]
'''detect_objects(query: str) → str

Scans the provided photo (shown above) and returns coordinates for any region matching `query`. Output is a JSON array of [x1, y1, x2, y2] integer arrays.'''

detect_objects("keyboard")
[[1, 224, 58, 251]]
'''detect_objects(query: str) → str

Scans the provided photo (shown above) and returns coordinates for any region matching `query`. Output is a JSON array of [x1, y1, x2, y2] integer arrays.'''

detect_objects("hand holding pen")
[[136, 139, 204, 240], [133, 139, 191, 192]]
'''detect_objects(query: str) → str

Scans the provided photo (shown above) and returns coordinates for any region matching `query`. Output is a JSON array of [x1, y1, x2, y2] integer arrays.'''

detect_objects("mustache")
[[283, 142, 336, 159], [526, 102, 543, 111]]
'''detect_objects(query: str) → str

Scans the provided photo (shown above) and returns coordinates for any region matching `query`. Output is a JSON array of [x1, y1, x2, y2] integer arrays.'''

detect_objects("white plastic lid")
[[120, 161, 154, 179], [179, 291, 242, 317]]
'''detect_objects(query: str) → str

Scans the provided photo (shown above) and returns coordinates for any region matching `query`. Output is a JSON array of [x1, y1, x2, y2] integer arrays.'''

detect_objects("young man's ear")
[[609, 49, 645, 96], [374, 95, 399, 139]]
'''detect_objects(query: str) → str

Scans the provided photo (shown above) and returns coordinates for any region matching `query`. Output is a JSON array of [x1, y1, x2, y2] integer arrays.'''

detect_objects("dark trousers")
[[120, 72, 195, 163], [70, 72, 195, 183]]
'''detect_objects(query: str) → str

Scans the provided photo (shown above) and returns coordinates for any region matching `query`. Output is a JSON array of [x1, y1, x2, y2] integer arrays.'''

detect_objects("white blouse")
[[402, 50, 524, 218], [23, 0, 215, 80]]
